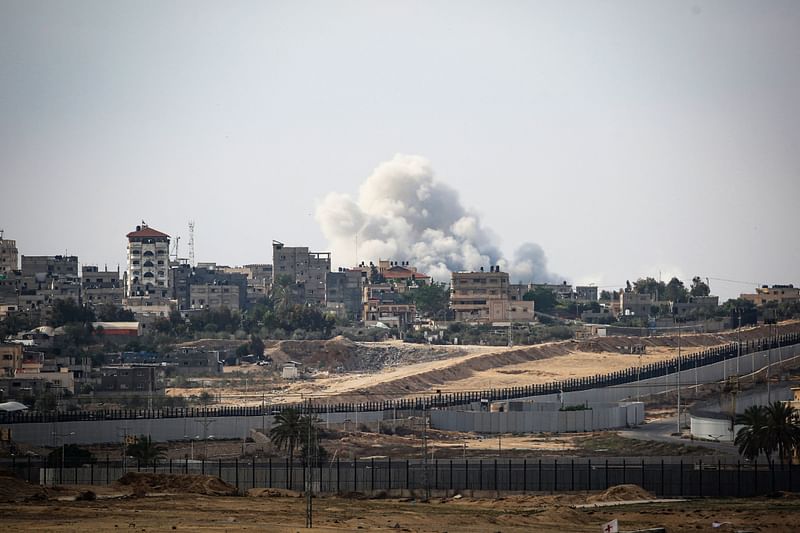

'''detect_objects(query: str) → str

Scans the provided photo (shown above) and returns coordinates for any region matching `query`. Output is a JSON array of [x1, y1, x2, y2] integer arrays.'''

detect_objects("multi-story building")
[[362, 284, 416, 328], [272, 240, 331, 306], [0, 231, 18, 275], [81, 265, 123, 307], [21, 255, 79, 283], [126, 223, 170, 299], [671, 295, 720, 317], [575, 285, 598, 302], [189, 283, 241, 311], [740, 285, 800, 307], [451, 267, 512, 323], [326, 269, 365, 319], [533, 282, 574, 300], [97, 365, 165, 398], [619, 291, 656, 318], [0, 343, 23, 377]]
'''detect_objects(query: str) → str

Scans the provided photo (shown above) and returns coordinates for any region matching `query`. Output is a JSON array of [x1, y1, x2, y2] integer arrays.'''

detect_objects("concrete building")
[[362, 284, 416, 328], [81, 265, 123, 307], [21, 255, 79, 283], [97, 365, 164, 397], [670, 295, 720, 317], [740, 285, 800, 306], [189, 283, 241, 311], [533, 282, 574, 300], [272, 240, 331, 306], [0, 231, 18, 275], [619, 291, 656, 318], [0, 343, 23, 377], [450, 267, 511, 323], [575, 285, 598, 302], [326, 269, 365, 319], [126, 223, 170, 299]]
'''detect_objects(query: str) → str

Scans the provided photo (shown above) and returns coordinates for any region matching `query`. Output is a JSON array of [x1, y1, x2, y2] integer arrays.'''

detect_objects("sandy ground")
[[2, 490, 799, 532], [169, 344, 685, 405]]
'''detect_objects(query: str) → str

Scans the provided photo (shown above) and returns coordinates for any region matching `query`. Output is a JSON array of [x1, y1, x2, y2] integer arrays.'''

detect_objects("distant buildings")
[[125, 223, 170, 299], [82, 265, 123, 307], [272, 240, 331, 307], [0, 232, 18, 275], [326, 269, 365, 320], [740, 285, 800, 306], [450, 267, 534, 323], [619, 291, 655, 318]]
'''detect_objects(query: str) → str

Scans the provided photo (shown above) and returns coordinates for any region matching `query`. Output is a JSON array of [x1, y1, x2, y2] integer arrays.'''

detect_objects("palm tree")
[[269, 408, 302, 486], [127, 435, 167, 466], [735, 405, 770, 461], [764, 401, 800, 465]]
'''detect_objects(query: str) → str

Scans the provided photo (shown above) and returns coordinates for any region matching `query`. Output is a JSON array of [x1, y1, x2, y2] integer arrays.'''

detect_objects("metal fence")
[[5, 456, 798, 498], [4, 332, 799, 425]]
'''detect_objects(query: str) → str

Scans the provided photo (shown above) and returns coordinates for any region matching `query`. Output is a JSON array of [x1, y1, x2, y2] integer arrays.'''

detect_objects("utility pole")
[[676, 321, 681, 435], [422, 402, 430, 502]]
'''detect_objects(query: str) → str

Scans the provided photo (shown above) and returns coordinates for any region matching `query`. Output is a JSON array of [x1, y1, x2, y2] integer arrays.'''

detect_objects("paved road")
[[619, 416, 739, 456]]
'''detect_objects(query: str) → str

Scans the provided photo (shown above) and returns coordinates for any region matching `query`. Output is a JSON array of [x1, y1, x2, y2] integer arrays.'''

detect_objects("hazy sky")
[[2, 1, 799, 300]]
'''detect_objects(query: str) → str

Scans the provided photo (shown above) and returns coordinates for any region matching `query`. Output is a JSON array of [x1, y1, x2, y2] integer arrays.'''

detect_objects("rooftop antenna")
[[171, 235, 181, 262], [188, 221, 195, 267], [0, 228, 4, 239]]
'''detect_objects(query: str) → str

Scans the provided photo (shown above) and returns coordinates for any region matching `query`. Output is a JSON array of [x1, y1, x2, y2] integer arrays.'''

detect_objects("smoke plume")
[[316, 154, 560, 283]]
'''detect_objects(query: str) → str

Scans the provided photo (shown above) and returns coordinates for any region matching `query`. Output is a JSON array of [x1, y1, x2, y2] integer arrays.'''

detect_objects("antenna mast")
[[171, 236, 181, 262], [188, 221, 195, 267]]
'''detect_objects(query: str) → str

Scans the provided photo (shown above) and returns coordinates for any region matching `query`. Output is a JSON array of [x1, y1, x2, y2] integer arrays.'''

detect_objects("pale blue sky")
[[1, 1, 798, 300]]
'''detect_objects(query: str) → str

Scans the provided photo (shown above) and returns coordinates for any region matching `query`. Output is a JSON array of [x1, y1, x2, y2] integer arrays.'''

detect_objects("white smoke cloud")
[[315, 154, 560, 283]]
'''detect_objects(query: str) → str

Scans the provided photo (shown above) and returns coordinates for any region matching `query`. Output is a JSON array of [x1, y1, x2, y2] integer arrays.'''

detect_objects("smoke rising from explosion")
[[316, 154, 560, 283]]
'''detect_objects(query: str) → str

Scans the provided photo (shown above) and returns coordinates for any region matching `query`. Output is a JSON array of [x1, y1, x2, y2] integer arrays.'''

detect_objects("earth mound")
[[115, 472, 238, 496], [587, 484, 655, 503], [0, 470, 48, 502]]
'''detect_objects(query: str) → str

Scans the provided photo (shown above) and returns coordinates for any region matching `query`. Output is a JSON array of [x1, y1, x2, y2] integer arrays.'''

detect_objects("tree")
[[690, 276, 711, 297], [599, 290, 613, 301], [49, 298, 95, 328], [406, 282, 450, 317], [271, 274, 296, 311], [735, 402, 800, 464], [735, 405, 770, 461], [95, 304, 135, 322], [47, 444, 94, 467], [664, 277, 689, 303], [249, 334, 265, 358], [126, 435, 167, 466], [269, 408, 303, 486], [632, 277, 666, 299], [764, 401, 800, 465], [523, 288, 556, 313]]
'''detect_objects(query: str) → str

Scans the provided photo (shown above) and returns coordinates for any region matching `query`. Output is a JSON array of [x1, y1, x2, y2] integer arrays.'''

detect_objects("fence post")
[[523, 459, 527, 493], [508, 459, 512, 492], [268, 457, 272, 488], [27, 455, 32, 484], [252, 459, 255, 490], [571, 459, 575, 491], [202, 458, 205, 475], [641, 459, 644, 491], [538, 459, 542, 491], [698, 460, 702, 497], [450, 460, 453, 492], [90, 461, 94, 485], [587, 460, 591, 491], [218, 459, 222, 482], [169, 458, 172, 474], [479, 460, 483, 491], [106, 455, 110, 485], [494, 459, 498, 495], [405, 459, 409, 491], [770, 460, 775, 493], [622, 458, 626, 484], [388, 457, 392, 491], [235, 458, 239, 490], [371, 458, 375, 492], [466, 459, 470, 490], [337, 458, 341, 493], [435, 459, 439, 491], [661, 459, 664, 496], [679, 459, 683, 496], [554, 459, 558, 491], [754, 459, 758, 495]]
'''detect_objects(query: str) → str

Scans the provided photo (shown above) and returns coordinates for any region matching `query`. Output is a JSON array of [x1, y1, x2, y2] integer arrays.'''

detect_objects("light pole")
[[52, 431, 75, 484]]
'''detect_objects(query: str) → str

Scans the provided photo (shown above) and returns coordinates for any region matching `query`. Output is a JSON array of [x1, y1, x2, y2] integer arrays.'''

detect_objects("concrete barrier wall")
[[9, 410, 386, 446], [430, 402, 644, 434], [7, 344, 796, 445]]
